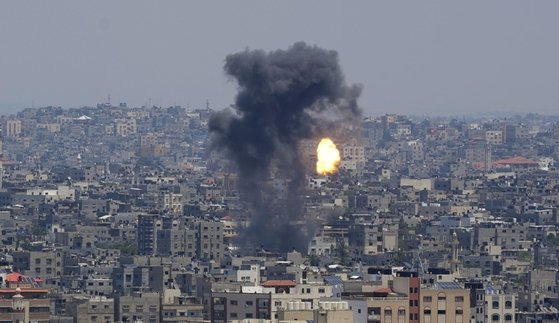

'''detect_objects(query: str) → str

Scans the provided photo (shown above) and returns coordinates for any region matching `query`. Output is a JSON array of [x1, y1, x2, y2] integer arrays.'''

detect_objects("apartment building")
[[210, 291, 271, 322], [420, 282, 470, 323]]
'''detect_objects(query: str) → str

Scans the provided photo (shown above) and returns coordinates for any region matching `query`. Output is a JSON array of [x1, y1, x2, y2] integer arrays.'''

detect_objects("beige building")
[[4, 119, 22, 137], [348, 223, 398, 259], [224, 281, 335, 321], [116, 292, 160, 323], [340, 140, 366, 171], [156, 225, 196, 258], [0, 288, 50, 322], [36, 123, 60, 133], [485, 289, 515, 323], [407, 140, 425, 161], [485, 130, 503, 145], [115, 118, 137, 137], [278, 301, 352, 323], [0, 295, 50, 323], [420, 283, 470, 323], [158, 192, 184, 214], [465, 144, 493, 170], [161, 289, 204, 322], [267, 283, 334, 314], [196, 219, 226, 262], [400, 178, 433, 191], [66, 296, 115, 323], [29, 249, 63, 281], [366, 294, 409, 323]]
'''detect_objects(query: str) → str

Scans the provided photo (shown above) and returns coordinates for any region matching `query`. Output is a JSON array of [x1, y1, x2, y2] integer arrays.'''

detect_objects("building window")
[[398, 307, 406, 323], [384, 307, 392, 323], [437, 292, 446, 321], [505, 301, 512, 309], [455, 306, 463, 323], [424, 307, 432, 323], [455, 296, 464, 303], [492, 314, 500, 321], [423, 296, 432, 302], [492, 301, 499, 309]]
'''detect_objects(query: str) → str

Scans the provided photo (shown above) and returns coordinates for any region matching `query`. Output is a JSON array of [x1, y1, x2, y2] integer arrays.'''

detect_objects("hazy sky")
[[1, 1, 558, 116]]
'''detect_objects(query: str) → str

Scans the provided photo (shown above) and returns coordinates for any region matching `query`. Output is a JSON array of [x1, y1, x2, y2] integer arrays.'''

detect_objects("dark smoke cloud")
[[209, 42, 361, 252]]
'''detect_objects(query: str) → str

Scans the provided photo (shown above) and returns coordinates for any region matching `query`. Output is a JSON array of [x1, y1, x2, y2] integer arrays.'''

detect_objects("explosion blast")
[[316, 138, 341, 175], [209, 42, 361, 252]]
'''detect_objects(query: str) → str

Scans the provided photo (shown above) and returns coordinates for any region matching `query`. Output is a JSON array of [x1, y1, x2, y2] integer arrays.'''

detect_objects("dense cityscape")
[[0, 103, 557, 322], [2, 1, 559, 322]]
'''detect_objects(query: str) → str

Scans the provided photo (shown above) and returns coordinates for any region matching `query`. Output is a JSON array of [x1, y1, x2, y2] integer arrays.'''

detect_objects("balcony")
[[368, 314, 381, 321], [370, 296, 408, 301], [29, 312, 50, 321]]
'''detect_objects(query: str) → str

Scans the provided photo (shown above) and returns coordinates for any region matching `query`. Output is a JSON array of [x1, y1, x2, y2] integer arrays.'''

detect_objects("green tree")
[[545, 233, 558, 246], [518, 251, 532, 262], [118, 242, 137, 256], [31, 226, 47, 236], [307, 254, 320, 267]]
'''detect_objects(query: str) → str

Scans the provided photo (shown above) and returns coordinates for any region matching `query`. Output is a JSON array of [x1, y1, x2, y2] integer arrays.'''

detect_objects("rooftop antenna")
[[107, 94, 111, 106]]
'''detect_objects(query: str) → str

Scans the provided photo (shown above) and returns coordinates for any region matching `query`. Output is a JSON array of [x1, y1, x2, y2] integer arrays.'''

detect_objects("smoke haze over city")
[[1, 1, 559, 115]]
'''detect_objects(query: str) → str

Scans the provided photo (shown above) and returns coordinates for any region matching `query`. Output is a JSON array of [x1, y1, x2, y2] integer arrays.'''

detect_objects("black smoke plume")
[[210, 42, 361, 252]]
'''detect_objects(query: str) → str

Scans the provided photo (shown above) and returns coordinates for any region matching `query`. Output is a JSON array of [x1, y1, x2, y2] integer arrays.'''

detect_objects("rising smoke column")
[[209, 42, 361, 252]]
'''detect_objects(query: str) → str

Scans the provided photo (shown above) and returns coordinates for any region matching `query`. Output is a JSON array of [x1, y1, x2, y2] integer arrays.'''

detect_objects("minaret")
[[0, 161, 3, 191], [451, 232, 460, 274], [12, 288, 25, 322]]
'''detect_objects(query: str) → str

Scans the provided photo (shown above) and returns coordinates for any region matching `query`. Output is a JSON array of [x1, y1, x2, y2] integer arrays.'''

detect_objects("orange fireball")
[[316, 138, 341, 175]]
